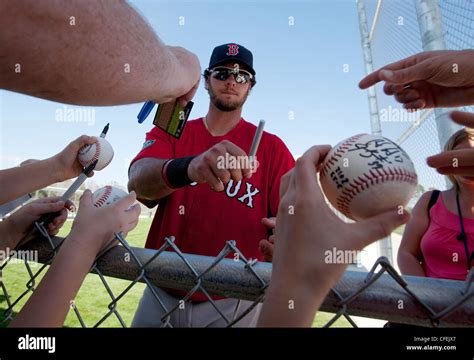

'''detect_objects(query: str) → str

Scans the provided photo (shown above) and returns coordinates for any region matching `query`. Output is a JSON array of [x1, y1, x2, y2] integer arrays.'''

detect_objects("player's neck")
[[204, 105, 242, 136]]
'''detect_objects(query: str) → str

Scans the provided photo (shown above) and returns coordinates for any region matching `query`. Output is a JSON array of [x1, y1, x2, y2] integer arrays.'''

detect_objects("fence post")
[[415, 0, 461, 188], [356, 0, 393, 264]]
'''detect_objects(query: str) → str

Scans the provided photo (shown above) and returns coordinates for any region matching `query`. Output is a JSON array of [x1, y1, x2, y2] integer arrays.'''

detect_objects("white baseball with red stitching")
[[77, 136, 114, 171], [92, 186, 128, 208], [319, 133, 418, 221]]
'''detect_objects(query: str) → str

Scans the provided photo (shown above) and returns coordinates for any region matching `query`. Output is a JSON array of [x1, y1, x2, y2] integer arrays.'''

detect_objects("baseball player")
[[128, 43, 295, 327]]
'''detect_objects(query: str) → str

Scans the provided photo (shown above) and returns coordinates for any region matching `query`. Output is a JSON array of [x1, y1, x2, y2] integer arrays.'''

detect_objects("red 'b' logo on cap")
[[226, 44, 239, 56]]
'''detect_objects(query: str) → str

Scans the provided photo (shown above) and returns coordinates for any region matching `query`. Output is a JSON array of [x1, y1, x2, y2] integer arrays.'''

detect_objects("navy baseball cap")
[[208, 43, 256, 75]]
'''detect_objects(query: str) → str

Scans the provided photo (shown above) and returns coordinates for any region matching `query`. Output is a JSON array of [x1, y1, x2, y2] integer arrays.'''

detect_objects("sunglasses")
[[209, 67, 254, 84]]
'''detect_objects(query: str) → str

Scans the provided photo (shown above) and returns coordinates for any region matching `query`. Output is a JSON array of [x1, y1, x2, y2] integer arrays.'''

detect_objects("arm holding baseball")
[[397, 192, 431, 277], [257, 146, 410, 327], [0, 1, 200, 106], [0, 136, 96, 205], [10, 190, 141, 327]]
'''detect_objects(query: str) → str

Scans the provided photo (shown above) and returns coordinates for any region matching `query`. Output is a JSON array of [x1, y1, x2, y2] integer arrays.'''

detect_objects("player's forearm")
[[0, 158, 58, 205], [258, 277, 332, 327], [128, 158, 175, 201], [398, 252, 426, 277], [10, 231, 97, 327], [0, 0, 189, 105]]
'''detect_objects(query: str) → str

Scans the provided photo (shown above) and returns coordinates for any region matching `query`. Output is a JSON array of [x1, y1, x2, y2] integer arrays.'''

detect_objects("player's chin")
[[217, 93, 242, 103], [218, 97, 239, 106], [216, 105, 240, 112]]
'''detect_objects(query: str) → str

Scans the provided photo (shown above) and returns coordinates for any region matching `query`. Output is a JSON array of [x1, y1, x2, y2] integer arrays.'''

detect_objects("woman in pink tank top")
[[398, 128, 474, 281]]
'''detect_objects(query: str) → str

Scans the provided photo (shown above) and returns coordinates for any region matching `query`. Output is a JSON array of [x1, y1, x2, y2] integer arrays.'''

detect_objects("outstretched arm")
[[0, 0, 200, 106]]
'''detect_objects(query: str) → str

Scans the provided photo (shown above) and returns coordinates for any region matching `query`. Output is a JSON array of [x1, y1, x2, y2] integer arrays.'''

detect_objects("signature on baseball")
[[332, 138, 412, 189], [320, 134, 418, 221]]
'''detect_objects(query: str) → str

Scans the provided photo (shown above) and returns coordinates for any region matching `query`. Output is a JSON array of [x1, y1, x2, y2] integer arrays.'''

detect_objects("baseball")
[[77, 136, 114, 171], [92, 186, 128, 208], [319, 133, 418, 221]]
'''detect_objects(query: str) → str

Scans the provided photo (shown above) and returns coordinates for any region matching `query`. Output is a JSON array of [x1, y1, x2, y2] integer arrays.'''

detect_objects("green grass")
[[313, 312, 351, 327], [0, 218, 350, 328]]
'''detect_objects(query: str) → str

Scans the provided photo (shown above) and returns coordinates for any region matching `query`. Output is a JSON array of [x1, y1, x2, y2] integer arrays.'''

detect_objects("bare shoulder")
[[411, 190, 437, 218]]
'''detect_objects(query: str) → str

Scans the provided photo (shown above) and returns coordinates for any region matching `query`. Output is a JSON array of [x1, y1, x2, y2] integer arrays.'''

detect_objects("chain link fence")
[[0, 221, 473, 328], [361, 0, 474, 194]]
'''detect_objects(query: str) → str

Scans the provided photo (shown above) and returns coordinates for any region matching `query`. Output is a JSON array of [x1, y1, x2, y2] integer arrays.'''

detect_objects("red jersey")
[[131, 118, 294, 299]]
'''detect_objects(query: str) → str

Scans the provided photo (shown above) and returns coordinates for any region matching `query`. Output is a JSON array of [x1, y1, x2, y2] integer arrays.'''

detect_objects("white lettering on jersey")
[[226, 179, 242, 197], [237, 182, 260, 208]]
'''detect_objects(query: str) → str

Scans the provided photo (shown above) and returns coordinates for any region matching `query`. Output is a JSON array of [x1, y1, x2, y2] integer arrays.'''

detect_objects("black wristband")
[[165, 156, 195, 188]]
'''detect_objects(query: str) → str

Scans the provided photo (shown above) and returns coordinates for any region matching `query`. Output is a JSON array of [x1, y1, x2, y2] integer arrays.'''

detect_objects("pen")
[[37, 160, 98, 227], [249, 120, 265, 157], [137, 101, 156, 124], [100, 123, 109, 138]]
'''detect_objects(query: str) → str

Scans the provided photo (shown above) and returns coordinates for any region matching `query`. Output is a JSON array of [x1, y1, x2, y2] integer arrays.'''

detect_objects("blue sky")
[[0, 0, 373, 188]]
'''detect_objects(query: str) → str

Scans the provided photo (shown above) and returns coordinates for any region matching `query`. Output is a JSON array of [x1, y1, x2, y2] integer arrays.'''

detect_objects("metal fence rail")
[[1, 223, 473, 328]]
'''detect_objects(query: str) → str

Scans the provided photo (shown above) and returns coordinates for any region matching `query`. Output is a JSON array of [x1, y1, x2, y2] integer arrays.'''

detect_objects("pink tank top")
[[420, 193, 474, 280]]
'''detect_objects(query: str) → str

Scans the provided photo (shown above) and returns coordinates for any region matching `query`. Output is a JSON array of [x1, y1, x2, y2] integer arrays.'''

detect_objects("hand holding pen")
[[37, 123, 109, 227]]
